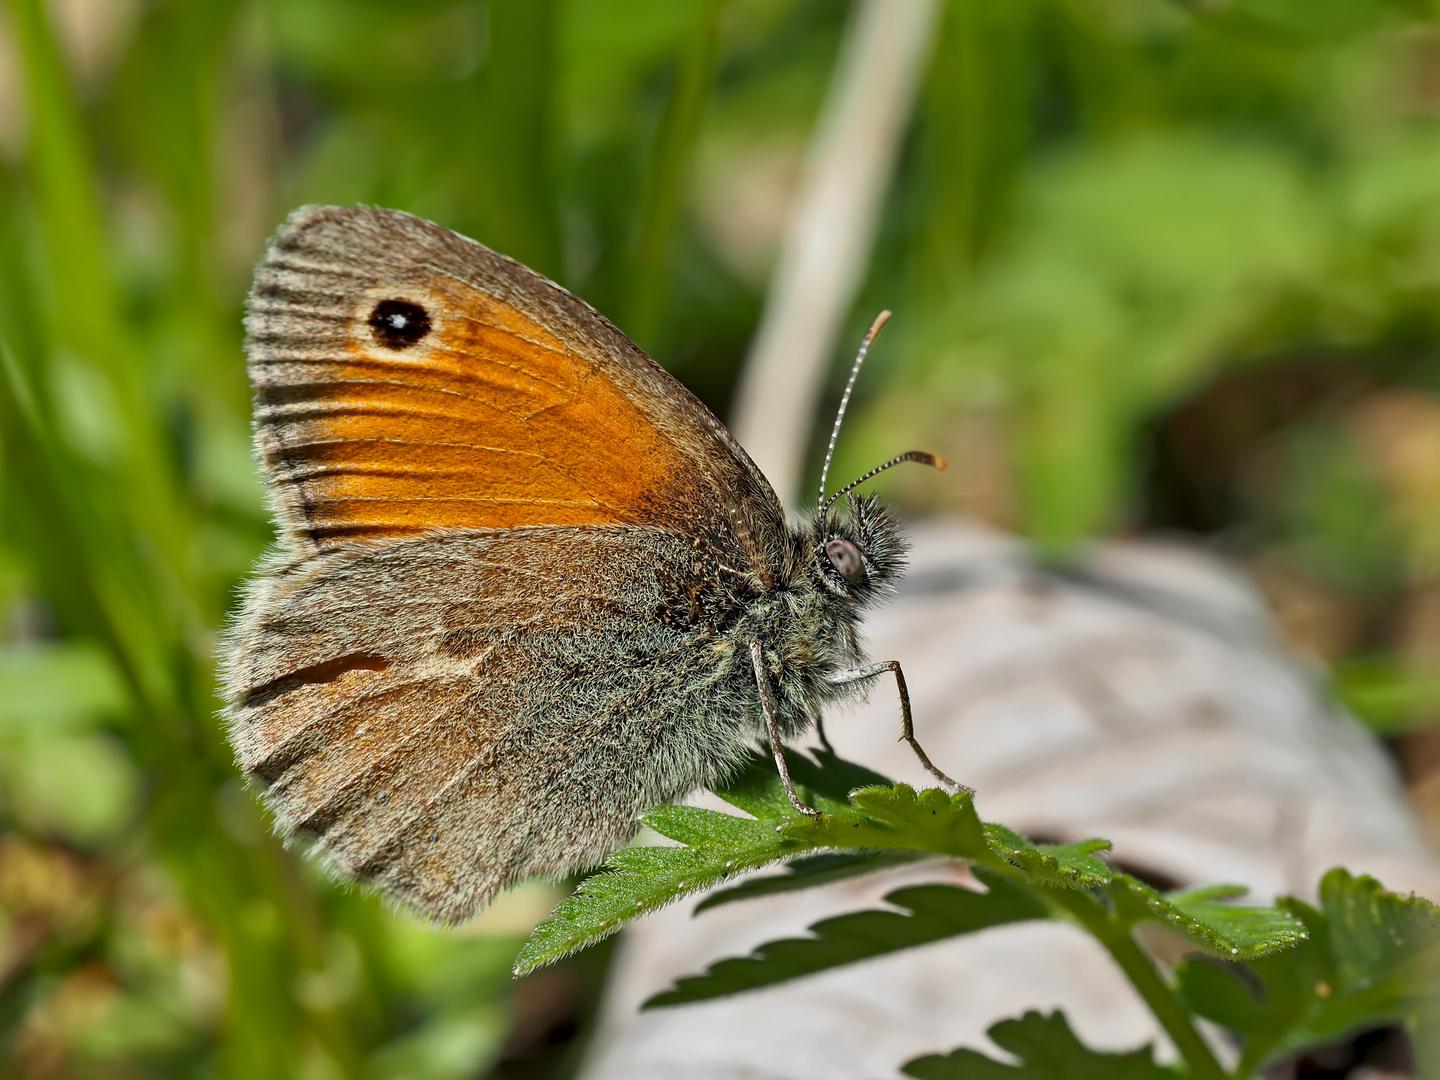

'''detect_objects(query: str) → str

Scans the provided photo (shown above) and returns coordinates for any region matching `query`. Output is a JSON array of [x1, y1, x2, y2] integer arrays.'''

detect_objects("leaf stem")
[[1045, 888, 1229, 1080]]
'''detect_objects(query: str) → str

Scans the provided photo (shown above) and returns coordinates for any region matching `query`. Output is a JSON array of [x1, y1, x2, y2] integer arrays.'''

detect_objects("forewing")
[[246, 205, 784, 563], [223, 528, 756, 923]]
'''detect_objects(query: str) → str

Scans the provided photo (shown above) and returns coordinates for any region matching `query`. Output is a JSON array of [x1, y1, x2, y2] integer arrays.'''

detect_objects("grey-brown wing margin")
[[221, 526, 756, 923]]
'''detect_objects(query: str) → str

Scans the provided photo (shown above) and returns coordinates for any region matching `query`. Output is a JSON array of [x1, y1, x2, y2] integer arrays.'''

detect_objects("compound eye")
[[825, 538, 863, 582]]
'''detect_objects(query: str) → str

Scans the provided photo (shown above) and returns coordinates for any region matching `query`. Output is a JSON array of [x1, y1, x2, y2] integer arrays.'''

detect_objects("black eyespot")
[[825, 538, 864, 582], [368, 298, 431, 349]]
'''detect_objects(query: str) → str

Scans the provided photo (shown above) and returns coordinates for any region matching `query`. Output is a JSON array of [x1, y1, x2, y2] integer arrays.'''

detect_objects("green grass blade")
[[626, 0, 724, 348]]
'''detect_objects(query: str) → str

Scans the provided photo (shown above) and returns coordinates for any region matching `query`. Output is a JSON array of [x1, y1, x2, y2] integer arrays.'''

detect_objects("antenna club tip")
[[932, 454, 947, 472]]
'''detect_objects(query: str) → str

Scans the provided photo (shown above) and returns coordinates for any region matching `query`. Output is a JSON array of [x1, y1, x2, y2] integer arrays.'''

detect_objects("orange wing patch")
[[249, 223, 688, 549]]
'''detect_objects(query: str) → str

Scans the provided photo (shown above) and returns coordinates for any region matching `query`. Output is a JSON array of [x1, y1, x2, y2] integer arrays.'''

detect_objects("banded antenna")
[[816, 311, 946, 517], [822, 449, 945, 517], [817, 310, 892, 509]]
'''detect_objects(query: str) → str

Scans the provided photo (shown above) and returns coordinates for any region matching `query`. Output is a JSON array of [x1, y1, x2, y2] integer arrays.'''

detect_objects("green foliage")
[[838, 0, 1440, 557], [0, 640, 125, 720], [693, 849, 929, 912], [1178, 868, 1440, 1074], [1109, 879, 1309, 960], [523, 750, 1436, 1079], [1330, 656, 1440, 734], [984, 826, 1113, 889], [515, 750, 1126, 975], [646, 872, 1049, 1007], [1175, 0, 1438, 41], [641, 871, 1306, 1013], [902, 1010, 1180, 1080]]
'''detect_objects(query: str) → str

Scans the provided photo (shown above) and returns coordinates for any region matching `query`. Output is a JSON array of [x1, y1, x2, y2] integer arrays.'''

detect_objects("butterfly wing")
[[225, 528, 759, 922], [245, 205, 785, 567], [229, 206, 789, 919]]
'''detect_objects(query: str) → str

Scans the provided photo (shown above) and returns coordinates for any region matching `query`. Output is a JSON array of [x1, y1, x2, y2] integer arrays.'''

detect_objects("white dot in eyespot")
[[368, 298, 431, 348]]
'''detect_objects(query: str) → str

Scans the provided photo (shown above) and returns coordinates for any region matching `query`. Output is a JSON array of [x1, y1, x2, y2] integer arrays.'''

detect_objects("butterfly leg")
[[827, 660, 972, 795], [811, 709, 835, 756], [750, 640, 822, 821]]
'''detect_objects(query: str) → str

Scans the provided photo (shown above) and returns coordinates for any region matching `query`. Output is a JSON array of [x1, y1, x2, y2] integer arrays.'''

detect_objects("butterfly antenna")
[[822, 450, 946, 517], [818, 310, 891, 512]]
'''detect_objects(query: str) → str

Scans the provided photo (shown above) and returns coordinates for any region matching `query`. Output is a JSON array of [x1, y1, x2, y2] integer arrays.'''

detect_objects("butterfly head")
[[807, 492, 906, 604]]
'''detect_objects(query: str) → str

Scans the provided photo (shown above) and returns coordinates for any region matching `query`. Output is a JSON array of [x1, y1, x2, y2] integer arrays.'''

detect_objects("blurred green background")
[[4, 0, 1440, 1075]]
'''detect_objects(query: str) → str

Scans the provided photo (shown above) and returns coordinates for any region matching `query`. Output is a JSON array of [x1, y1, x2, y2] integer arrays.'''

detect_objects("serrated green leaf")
[[513, 806, 806, 975], [699, 830, 1112, 912], [901, 1009, 1182, 1079], [796, 783, 998, 860], [985, 825, 1113, 888], [517, 745, 1318, 983], [1178, 868, 1440, 1072], [1322, 867, 1439, 991], [1110, 874, 1307, 960], [694, 850, 931, 914], [514, 752, 931, 975], [646, 868, 1049, 1007], [710, 746, 892, 821], [517, 750, 1130, 976]]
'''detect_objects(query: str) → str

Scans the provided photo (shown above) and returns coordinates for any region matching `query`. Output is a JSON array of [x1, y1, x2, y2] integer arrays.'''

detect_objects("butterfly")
[[221, 206, 955, 922]]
